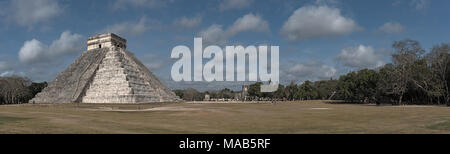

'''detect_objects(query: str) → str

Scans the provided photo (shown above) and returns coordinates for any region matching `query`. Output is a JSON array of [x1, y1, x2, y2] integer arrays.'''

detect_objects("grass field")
[[1, 100, 450, 134]]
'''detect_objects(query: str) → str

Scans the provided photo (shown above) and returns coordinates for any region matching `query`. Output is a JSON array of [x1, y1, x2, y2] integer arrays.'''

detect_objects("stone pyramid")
[[31, 33, 180, 103]]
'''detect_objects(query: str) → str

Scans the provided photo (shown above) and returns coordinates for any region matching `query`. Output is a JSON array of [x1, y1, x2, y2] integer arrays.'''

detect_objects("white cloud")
[[18, 39, 47, 64], [199, 13, 269, 44], [0, 61, 11, 71], [315, 0, 339, 5], [0, 71, 25, 77], [1, 71, 15, 77], [393, 0, 429, 11], [103, 17, 151, 36], [173, 16, 202, 29], [4, 0, 63, 27], [392, 0, 403, 6], [0, 2, 5, 17], [281, 5, 361, 41], [335, 45, 389, 69], [199, 25, 228, 45], [112, 0, 168, 9], [0, 56, 18, 75], [379, 22, 405, 34], [0, 71, 11, 77], [219, 0, 254, 11], [411, 0, 428, 10], [228, 13, 270, 34], [284, 61, 337, 82], [22, 65, 61, 82], [140, 54, 165, 70], [18, 31, 83, 64]]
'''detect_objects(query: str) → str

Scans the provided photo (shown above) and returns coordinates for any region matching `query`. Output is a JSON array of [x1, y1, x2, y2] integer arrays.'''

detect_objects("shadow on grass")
[[0, 116, 31, 125], [325, 101, 367, 105], [427, 120, 450, 130]]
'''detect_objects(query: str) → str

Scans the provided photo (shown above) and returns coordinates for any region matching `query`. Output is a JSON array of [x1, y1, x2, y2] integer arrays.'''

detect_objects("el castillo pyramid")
[[31, 33, 180, 103]]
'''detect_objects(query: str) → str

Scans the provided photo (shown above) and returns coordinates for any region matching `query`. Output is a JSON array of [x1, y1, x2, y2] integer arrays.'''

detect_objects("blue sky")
[[0, 0, 449, 91]]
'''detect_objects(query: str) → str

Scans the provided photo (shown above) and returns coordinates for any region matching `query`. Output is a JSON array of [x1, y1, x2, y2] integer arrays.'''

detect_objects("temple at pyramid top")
[[87, 33, 127, 50]]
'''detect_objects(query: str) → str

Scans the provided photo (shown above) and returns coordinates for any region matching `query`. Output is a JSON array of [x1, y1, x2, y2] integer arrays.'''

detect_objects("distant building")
[[204, 94, 210, 101], [234, 93, 242, 101], [241, 85, 249, 101]]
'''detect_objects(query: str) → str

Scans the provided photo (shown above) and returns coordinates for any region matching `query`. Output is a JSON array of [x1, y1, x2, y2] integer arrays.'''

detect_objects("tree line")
[[173, 40, 450, 106], [336, 40, 449, 105], [0, 76, 47, 105], [246, 40, 450, 105], [173, 88, 237, 101]]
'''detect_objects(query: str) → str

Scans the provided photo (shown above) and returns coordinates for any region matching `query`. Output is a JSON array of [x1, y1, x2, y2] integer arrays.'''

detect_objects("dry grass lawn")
[[1, 100, 450, 134]]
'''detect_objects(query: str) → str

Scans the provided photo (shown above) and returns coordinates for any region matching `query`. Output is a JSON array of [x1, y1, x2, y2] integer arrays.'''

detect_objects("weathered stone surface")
[[87, 33, 127, 50], [81, 47, 180, 103], [31, 48, 108, 103], [31, 33, 180, 104]]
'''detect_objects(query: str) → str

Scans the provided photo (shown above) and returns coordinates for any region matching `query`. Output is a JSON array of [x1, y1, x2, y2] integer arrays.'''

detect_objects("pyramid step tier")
[[81, 47, 176, 103], [31, 45, 180, 104]]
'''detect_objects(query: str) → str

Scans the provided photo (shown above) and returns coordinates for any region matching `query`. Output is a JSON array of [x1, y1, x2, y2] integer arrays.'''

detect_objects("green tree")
[[354, 69, 380, 103], [0, 76, 32, 104], [314, 80, 338, 100], [218, 88, 233, 99], [28, 82, 47, 97], [273, 84, 286, 99], [298, 81, 318, 100], [248, 82, 262, 99], [391, 39, 425, 105], [426, 43, 450, 105], [183, 88, 203, 101], [284, 82, 298, 101], [376, 64, 397, 104], [337, 72, 357, 102], [173, 90, 184, 99]]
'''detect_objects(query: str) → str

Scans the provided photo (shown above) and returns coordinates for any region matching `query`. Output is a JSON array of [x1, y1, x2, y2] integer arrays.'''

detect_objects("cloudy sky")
[[0, 0, 449, 91]]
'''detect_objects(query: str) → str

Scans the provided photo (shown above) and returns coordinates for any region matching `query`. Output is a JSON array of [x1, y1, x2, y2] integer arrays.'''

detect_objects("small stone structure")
[[241, 85, 249, 101], [204, 94, 210, 101], [31, 33, 180, 103], [87, 33, 127, 50]]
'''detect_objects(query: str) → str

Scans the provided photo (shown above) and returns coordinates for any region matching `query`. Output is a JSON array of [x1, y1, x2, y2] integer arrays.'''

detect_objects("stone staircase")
[[82, 47, 160, 103]]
